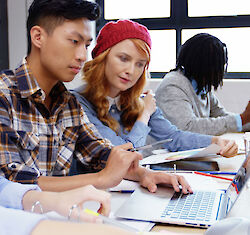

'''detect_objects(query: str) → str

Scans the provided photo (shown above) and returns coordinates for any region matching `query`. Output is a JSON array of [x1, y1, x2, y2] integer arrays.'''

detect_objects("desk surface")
[[86, 133, 248, 234], [151, 132, 249, 234]]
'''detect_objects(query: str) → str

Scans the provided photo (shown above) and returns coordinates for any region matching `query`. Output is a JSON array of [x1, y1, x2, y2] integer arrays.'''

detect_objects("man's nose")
[[76, 45, 87, 63]]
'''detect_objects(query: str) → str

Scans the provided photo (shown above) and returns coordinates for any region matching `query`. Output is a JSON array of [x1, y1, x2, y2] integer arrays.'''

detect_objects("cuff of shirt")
[[0, 206, 46, 235], [235, 114, 243, 131], [0, 181, 41, 210], [128, 120, 151, 147]]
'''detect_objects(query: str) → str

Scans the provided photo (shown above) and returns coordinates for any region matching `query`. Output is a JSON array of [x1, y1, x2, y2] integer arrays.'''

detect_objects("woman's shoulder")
[[70, 86, 94, 111]]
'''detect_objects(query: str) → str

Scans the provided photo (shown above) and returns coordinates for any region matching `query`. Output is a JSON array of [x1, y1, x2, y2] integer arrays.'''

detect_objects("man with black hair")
[[156, 33, 250, 136], [0, 0, 192, 194]]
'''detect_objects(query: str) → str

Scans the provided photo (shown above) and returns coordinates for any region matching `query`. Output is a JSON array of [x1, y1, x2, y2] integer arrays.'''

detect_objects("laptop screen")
[[225, 152, 250, 213]]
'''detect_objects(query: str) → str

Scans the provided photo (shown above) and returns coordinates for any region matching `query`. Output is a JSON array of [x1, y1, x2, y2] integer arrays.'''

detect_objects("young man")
[[0, 0, 192, 194]]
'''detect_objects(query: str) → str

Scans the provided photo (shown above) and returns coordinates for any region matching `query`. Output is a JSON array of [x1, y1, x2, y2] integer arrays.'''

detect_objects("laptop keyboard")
[[161, 191, 216, 221]]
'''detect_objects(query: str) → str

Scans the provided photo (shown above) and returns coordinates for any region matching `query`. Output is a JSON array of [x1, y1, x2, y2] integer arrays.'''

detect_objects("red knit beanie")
[[92, 19, 152, 59]]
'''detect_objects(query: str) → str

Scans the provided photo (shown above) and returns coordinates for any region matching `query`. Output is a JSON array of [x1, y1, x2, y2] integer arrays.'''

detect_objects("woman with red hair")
[[71, 20, 237, 175]]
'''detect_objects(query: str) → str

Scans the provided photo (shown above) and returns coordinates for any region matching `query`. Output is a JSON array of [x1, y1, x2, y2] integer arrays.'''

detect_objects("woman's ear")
[[29, 25, 45, 49]]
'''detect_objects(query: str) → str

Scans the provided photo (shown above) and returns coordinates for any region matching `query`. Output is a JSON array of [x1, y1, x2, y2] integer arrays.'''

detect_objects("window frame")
[[96, 0, 250, 79]]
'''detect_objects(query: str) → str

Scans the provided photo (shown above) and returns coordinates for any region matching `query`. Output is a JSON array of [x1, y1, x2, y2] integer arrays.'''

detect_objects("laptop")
[[115, 153, 250, 228]]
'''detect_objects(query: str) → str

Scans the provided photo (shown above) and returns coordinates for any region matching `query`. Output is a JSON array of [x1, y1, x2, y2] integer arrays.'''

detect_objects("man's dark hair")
[[27, 0, 100, 54], [174, 33, 227, 94]]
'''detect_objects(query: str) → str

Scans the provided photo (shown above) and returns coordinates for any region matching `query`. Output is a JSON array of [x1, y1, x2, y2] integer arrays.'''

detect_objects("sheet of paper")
[[109, 179, 140, 192], [177, 172, 230, 191], [140, 144, 220, 165]]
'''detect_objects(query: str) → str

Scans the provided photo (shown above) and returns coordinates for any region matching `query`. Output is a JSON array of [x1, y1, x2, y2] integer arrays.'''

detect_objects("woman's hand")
[[212, 137, 238, 158], [53, 185, 111, 222], [138, 90, 156, 124], [23, 185, 111, 223]]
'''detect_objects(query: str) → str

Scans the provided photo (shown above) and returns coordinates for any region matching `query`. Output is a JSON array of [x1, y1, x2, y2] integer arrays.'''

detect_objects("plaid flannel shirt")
[[0, 58, 112, 184]]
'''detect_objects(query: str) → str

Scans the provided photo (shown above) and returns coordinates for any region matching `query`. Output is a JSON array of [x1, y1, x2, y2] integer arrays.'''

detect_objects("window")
[[96, 0, 250, 78], [149, 30, 176, 72], [104, 0, 170, 19], [182, 28, 250, 72], [188, 0, 250, 17]]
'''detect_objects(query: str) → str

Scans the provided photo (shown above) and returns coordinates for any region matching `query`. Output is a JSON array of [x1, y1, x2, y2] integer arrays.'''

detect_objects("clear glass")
[[188, 0, 250, 17], [244, 132, 250, 156], [182, 28, 250, 73], [104, 0, 170, 20], [148, 29, 176, 73]]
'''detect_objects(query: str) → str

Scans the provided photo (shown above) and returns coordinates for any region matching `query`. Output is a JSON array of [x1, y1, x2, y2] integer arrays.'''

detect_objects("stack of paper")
[[140, 144, 221, 165]]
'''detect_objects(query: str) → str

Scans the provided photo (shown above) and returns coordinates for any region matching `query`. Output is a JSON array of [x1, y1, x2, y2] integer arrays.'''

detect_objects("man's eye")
[[71, 39, 78, 44]]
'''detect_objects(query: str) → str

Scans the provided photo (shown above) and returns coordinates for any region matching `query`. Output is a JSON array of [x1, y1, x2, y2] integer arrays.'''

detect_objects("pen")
[[130, 139, 173, 152], [119, 190, 135, 193], [194, 171, 233, 181], [84, 208, 139, 232], [200, 171, 237, 175], [151, 170, 237, 175], [140, 93, 155, 98]]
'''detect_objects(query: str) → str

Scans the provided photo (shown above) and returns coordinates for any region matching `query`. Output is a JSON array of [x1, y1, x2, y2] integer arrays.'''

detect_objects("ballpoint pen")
[[156, 170, 237, 175], [194, 171, 233, 181], [200, 171, 237, 175], [84, 208, 139, 232], [129, 138, 173, 152]]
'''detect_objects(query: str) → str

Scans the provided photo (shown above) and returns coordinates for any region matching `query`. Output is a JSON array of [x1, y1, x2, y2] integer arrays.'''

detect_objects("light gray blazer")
[[155, 71, 240, 136]]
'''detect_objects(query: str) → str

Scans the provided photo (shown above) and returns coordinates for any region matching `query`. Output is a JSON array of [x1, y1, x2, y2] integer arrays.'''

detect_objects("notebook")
[[115, 153, 250, 228]]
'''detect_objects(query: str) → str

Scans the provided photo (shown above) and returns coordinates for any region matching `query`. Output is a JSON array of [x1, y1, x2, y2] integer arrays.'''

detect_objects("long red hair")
[[82, 38, 151, 133]]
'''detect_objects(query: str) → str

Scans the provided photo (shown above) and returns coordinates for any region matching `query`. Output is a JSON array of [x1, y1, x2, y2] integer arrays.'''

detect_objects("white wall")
[[214, 79, 250, 113], [145, 79, 250, 114], [7, 0, 28, 69]]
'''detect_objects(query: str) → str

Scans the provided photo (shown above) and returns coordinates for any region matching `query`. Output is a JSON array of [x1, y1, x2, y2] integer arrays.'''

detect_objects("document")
[[109, 179, 140, 192], [140, 144, 221, 165]]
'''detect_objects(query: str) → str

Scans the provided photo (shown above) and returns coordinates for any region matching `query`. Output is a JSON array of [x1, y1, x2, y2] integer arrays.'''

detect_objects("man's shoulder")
[[0, 69, 17, 90], [163, 71, 189, 85]]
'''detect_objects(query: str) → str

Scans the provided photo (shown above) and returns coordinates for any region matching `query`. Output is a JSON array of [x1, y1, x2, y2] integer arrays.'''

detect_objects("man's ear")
[[30, 26, 46, 49]]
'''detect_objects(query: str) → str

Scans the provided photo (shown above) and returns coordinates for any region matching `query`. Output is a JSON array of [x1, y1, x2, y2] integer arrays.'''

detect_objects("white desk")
[[48, 133, 249, 234], [111, 133, 249, 234], [152, 132, 249, 234]]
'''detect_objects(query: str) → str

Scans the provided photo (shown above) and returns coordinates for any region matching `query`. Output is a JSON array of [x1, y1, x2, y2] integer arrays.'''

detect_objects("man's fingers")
[[176, 175, 193, 194], [147, 182, 157, 193], [116, 142, 133, 150]]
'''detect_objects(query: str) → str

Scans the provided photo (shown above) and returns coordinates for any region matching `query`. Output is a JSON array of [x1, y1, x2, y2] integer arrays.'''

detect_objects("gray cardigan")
[[155, 71, 239, 136]]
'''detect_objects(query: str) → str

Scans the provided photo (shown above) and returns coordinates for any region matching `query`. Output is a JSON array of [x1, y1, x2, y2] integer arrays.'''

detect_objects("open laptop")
[[115, 153, 250, 228]]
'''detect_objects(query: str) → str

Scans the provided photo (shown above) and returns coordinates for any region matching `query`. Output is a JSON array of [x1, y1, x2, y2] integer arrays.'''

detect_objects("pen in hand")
[[84, 208, 139, 232], [129, 138, 173, 152]]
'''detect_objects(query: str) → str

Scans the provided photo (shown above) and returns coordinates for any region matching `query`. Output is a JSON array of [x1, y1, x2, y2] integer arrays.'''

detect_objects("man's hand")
[[135, 167, 193, 194], [240, 100, 250, 125], [212, 137, 238, 158], [97, 143, 142, 188]]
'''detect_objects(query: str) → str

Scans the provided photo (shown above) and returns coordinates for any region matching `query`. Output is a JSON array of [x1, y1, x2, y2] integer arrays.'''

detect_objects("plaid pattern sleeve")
[[0, 59, 113, 184], [0, 74, 40, 184]]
